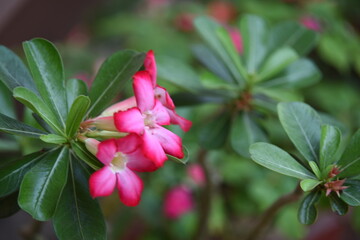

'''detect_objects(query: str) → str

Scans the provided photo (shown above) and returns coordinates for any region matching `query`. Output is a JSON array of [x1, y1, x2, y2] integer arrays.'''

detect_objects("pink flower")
[[114, 71, 184, 167], [88, 134, 157, 206], [164, 185, 194, 219], [228, 27, 243, 54], [300, 16, 322, 32], [324, 179, 348, 197], [187, 164, 205, 186]]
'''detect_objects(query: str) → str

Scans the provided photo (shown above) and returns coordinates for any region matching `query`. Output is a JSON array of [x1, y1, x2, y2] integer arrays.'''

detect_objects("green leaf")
[[0, 45, 37, 92], [298, 190, 321, 224], [53, 156, 106, 240], [258, 47, 298, 81], [278, 102, 321, 163], [250, 142, 315, 179], [338, 129, 360, 177], [329, 193, 348, 215], [0, 191, 20, 218], [341, 180, 360, 206], [260, 59, 321, 89], [268, 21, 317, 56], [157, 55, 203, 92], [66, 78, 88, 107], [309, 161, 322, 179], [18, 147, 70, 220], [66, 96, 90, 138], [0, 151, 47, 197], [0, 81, 15, 117], [40, 134, 67, 144], [32, 113, 53, 133], [319, 125, 341, 170], [167, 146, 190, 165], [300, 179, 321, 192], [0, 112, 47, 138], [231, 112, 267, 158], [71, 141, 102, 170], [23, 38, 67, 125], [13, 87, 64, 135], [239, 14, 268, 74], [88, 50, 145, 117], [199, 111, 231, 149]]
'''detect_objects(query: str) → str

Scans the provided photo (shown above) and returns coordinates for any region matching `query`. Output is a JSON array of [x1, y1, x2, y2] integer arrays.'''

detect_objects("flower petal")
[[153, 100, 170, 125], [133, 71, 155, 112], [167, 109, 192, 132], [154, 86, 175, 110], [116, 168, 143, 206], [142, 130, 168, 167], [144, 50, 157, 87], [115, 133, 142, 154], [89, 166, 116, 198], [153, 127, 184, 159], [114, 107, 144, 134], [97, 139, 117, 165], [127, 148, 159, 172], [100, 96, 137, 117], [87, 116, 117, 131]]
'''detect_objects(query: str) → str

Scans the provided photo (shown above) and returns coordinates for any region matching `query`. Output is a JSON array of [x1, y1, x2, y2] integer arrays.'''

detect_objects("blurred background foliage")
[[1, 0, 360, 239]]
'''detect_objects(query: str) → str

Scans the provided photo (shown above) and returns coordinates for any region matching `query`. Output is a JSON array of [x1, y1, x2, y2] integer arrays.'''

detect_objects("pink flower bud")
[[187, 164, 205, 186], [164, 185, 193, 219], [228, 28, 243, 54], [300, 16, 322, 32], [84, 138, 100, 156]]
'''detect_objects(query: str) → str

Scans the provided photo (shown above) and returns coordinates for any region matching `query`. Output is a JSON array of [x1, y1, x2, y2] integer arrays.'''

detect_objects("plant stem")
[[245, 184, 303, 240], [192, 149, 212, 240]]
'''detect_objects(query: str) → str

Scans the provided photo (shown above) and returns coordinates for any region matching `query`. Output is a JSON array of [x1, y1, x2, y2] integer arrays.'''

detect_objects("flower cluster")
[[80, 50, 192, 206]]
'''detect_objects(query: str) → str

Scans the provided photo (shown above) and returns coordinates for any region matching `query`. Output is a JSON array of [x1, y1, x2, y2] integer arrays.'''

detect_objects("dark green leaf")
[[0, 45, 37, 92], [23, 38, 67, 125], [250, 142, 315, 179], [300, 179, 321, 192], [171, 90, 232, 106], [268, 21, 318, 56], [13, 87, 64, 135], [53, 156, 106, 240], [341, 180, 360, 206], [0, 112, 47, 138], [0, 151, 47, 197], [239, 14, 268, 74], [231, 112, 267, 158], [0, 81, 15, 118], [0, 191, 20, 218], [18, 147, 70, 220], [278, 102, 321, 163], [298, 190, 321, 224], [199, 111, 231, 149], [319, 125, 341, 170], [66, 96, 90, 138], [32, 113, 53, 133], [66, 78, 88, 108], [71, 141, 102, 170], [338, 129, 360, 177], [329, 193, 348, 215], [88, 50, 145, 117], [40, 134, 67, 144]]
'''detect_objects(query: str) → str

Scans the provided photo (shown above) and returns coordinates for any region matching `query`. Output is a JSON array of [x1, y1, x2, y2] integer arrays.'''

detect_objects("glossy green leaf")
[[0, 81, 15, 117], [0, 191, 20, 218], [199, 111, 231, 149], [250, 142, 315, 179], [88, 50, 145, 117], [66, 96, 90, 138], [319, 125, 341, 170], [53, 156, 106, 240], [167, 146, 190, 165], [40, 134, 67, 144], [23, 38, 67, 125], [300, 179, 321, 192], [239, 14, 267, 74], [192, 44, 233, 83], [309, 161, 322, 179], [71, 141, 102, 170], [278, 102, 321, 163], [0, 112, 47, 138], [329, 193, 348, 215], [341, 180, 360, 206], [32, 113, 53, 133], [268, 21, 317, 56], [260, 59, 321, 89], [0, 151, 47, 197], [298, 190, 321, 224], [0, 45, 37, 92], [157, 55, 202, 92], [18, 147, 70, 220], [66, 78, 88, 107], [338, 129, 360, 177], [231, 112, 267, 158], [13, 87, 64, 135], [258, 47, 298, 81]]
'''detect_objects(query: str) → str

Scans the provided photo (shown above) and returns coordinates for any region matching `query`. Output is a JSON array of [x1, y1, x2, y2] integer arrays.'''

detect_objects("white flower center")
[[143, 110, 156, 128], [110, 152, 127, 172]]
